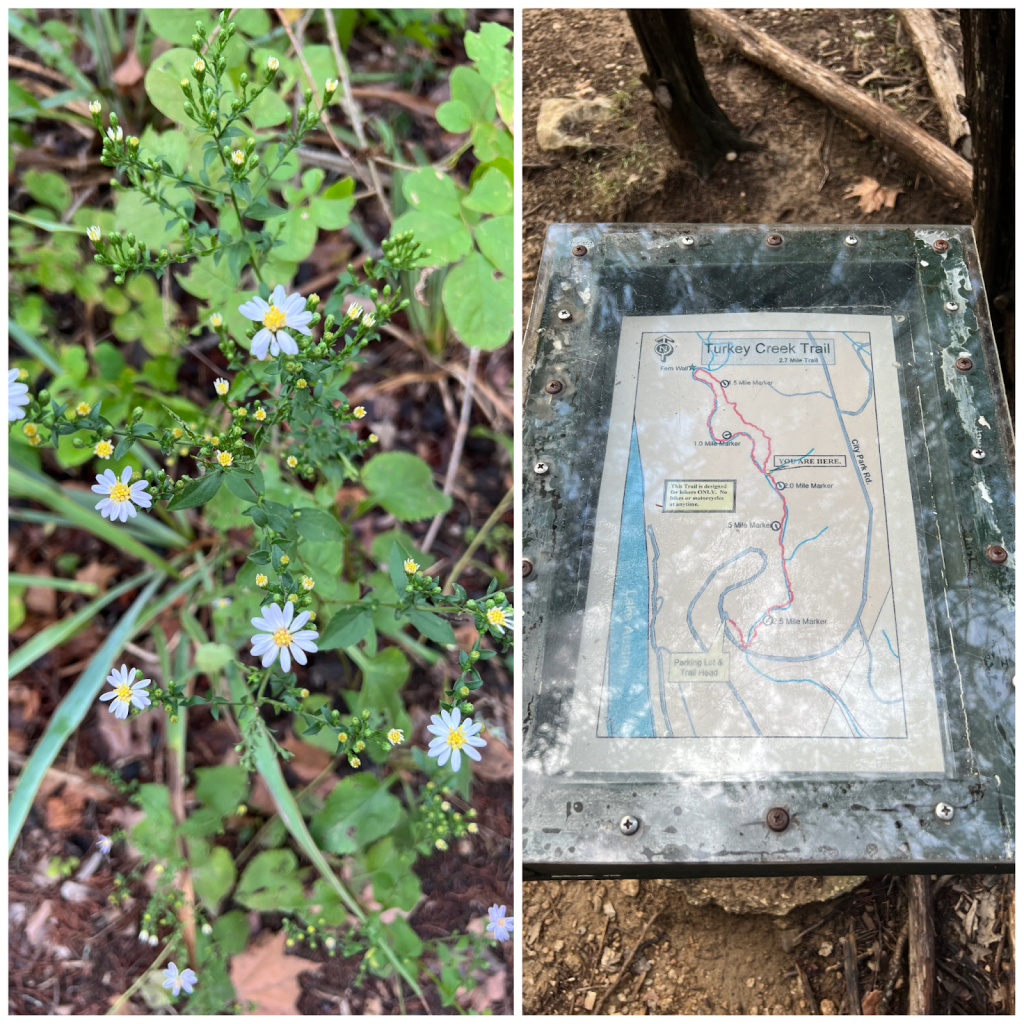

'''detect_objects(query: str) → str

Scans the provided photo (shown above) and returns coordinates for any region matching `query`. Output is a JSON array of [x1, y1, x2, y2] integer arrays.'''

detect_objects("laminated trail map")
[[567, 312, 944, 776]]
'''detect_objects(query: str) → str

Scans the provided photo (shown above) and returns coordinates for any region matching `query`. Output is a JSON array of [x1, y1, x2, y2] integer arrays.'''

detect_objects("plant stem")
[[444, 485, 513, 594]]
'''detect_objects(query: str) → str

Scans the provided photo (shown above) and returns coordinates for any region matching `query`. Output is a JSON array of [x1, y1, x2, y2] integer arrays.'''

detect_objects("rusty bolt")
[[545, 379, 564, 395], [955, 356, 973, 372], [766, 233, 783, 247], [986, 545, 1009, 564], [766, 807, 790, 832], [933, 238, 950, 253], [571, 244, 588, 257], [522, 559, 534, 578]]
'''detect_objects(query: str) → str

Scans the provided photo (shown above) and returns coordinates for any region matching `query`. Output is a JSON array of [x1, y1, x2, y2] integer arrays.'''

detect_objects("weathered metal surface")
[[522, 224, 1014, 879]]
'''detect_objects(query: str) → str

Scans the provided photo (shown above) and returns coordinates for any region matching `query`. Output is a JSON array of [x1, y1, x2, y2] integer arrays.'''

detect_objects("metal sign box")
[[522, 224, 1014, 879]]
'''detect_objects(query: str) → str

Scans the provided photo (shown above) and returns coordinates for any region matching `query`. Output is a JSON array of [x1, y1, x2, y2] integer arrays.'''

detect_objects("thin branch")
[[323, 9, 392, 223], [443, 485, 513, 594], [420, 347, 480, 553]]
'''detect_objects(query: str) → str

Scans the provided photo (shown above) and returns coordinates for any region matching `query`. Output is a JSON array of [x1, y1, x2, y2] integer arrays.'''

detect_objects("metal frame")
[[522, 224, 1014, 880]]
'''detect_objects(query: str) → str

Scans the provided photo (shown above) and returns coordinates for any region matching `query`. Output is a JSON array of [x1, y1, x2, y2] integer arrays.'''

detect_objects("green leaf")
[[475, 213, 513, 276], [145, 9, 215, 45], [318, 607, 373, 650], [362, 452, 452, 521], [447, 65, 496, 126], [435, 99, 473, 133], [296, 507, 342, 543], [309, 775, 403, 855], [131, 783, 178, 862], [442, 249, 513, 350], [462, 167, 512, 215], [401, 167, 462, 216], [194, 765, 250, 817], [166, 471, 224, 511], [243, 195, 285, 221], [234, 849, 304, 911], [192, 844, 236, 913], [389, 541, 410, 595], [363, 836, 422, 911], [465, 23, 514, 86], [390, 209, 472, 266], [406, 609, 457, 646], [8, 576, 164, 853], [344, 647, 412, 737], [263, 207, 319, 262], [23, 169, 72, 215], [212, 910, 249, 955], [310, 177, 355, 231], [144, 48, 213, 124], [194, 642, 236, 675]]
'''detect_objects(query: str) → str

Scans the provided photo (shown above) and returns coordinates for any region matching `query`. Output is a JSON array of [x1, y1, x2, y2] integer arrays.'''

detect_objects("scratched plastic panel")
[[522, 225, 1013, 877]]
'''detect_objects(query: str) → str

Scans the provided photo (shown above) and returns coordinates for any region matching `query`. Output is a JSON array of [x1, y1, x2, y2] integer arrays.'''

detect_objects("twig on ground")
[[841, 923, 861, 1014], [105, 938, 173, 1015], [591, 913, 660, 1015], [324, 9, 392, 223], [443, 485, 513, 594], [273, 9, 376, 202], [421, 347, 481, 553], [875, 920, 908, 1015], [796, 961, 820, 1014]]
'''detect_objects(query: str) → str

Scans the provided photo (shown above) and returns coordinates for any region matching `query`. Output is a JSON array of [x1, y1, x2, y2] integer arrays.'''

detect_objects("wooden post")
[[961, 10, 1014, 407], [627, 10, 758, 177], [906, 875, 934, 1014]]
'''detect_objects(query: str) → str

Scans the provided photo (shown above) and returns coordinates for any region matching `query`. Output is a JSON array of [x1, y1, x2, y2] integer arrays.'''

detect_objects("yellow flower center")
[[487, 608, 506, 627], [110, 482, 131, 503], [95, 442, 113, 457], [447, 726, 467, 751], [273, 627, 294, 647], [115, 683, 133, 702], [496, 917, 506, 928], [262, 304, 287, 332]]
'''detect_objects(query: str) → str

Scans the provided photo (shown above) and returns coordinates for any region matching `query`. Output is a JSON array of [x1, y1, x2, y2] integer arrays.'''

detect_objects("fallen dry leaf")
[[473, 731, 513, 782], [46, 786, 89, 830], [280, 732, 332, 782], [111, 50, 144, 88], [845, 176, 902, 214], [861, 989, 883, 1014], [469, 968, 507, 1012], [230, 930, 309, 1014], [26, 900, 54, 947], [76, 561, 120, 591]]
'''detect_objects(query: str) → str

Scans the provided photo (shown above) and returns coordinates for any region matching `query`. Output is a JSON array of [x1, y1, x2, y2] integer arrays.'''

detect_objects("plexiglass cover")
[[522, 225, 1014, 878]]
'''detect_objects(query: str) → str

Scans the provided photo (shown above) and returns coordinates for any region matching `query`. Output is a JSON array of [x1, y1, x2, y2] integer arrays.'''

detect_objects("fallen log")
[[896, 9, 970, 148], [690, 8, 972, 204]]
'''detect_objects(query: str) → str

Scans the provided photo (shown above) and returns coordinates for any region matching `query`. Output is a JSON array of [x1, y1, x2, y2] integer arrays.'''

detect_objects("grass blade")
[[8, 317, 63, 374], [8, 574, 100, 595], [223, 663, 429, 1006], [8, 575, 164, 854], [10, 465, 181, 577], [9, 570, 155, 678]]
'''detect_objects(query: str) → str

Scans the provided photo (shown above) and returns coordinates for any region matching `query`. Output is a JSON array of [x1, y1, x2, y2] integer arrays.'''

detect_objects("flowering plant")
[[9, 8, 513, 1014]]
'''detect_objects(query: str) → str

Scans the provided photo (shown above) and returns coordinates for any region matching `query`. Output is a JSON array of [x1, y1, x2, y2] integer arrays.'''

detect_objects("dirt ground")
[[521, 8, 1010, 1015], [523, 874, 1013, 1016], [523, 6, 971, 318]]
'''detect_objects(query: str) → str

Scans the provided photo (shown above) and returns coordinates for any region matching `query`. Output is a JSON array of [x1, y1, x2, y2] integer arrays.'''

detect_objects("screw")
[[933, 238, 950, 253], [557, 309, 572, 321], [844, 234, 859, 247], [545, 379, 564, 395], [766, 233, 783, 247], [971, 448, 986, 463], [934, 802, 955, 822], [681, 235, 695, 246], [522, 559, 533, 578], [534, 462, 549, 475], [620, 815, 639, 836], [895, 314, 906, 322], [955, 356, 973, 372], [572, 244, 588, 257], [766, 807, 790, 832], [986, 544, 1008, 564], [945, 300, 960, 312]]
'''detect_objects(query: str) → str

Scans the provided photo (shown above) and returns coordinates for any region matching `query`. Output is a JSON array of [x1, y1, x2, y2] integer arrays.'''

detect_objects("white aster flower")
[[254, 406, 267, 421], [213, 377, 229, 395], [91, 466, 152, 522], [106, 125, 123, 142], [352, 406, 366, 419], [97, 834, 113, 854], [230, 149, 245, 167], [162, 962, 198, 996], [403, 559, 419, 574], [387, 728, 404, 746], [249, 601, 319, 673], [426, 706, 486, 772], [87, 225, 102, 243], [361, 313, 375, 329], [139, 929, 149, 942], [325, 78, 338, 94], [255, 574, 268, 588], [215, 449, 233, 467], [202, 922, 213, 935], [89, 100, 102, 115], [345, 302, 363, 322], [94, 440, 114, 459], [267, 56, 279, 72], [212, 597, 232, 609], [8, 369, 29, 421], [300, 576, 314, 591], [210, 312, 223, 328], [148, 933, 159, 946], [238, 284, 313, 361], [193, 58, 205, 74], [486, 606, 514, 634], [99, 665, 152, 720]]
